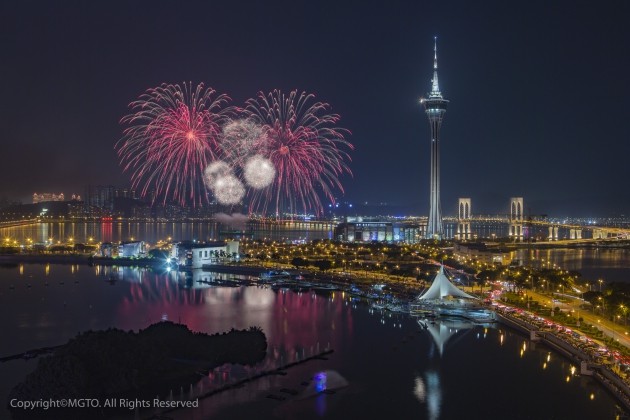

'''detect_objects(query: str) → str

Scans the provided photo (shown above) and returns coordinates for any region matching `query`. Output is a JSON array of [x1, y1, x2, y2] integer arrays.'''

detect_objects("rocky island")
[[8, 322, 267, 418]]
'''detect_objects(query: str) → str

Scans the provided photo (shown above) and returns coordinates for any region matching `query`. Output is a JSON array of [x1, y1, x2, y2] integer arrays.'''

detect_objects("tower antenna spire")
[[431, 36, 440, 95], [434, 36, 438, 69]]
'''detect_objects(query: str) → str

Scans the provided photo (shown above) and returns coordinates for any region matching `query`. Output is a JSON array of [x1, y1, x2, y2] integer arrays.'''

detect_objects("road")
[[525, 289, 630, 349]]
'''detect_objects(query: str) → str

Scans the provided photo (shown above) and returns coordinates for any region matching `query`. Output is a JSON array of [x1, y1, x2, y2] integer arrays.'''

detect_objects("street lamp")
[[576, 310, 580, 327], [598, 279, 603, 292]]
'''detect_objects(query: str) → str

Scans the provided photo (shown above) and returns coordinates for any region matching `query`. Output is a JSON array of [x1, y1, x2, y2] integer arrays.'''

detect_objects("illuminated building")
[[118, 241, 146, 257], [32, 192, 64, 203], [170, 241, 240, 268], [453, 243, 511, 265], [335, 216, 424, 243]]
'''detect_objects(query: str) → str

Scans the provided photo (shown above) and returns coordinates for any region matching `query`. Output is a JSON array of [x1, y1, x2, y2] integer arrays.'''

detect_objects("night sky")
[[1, 0, 629, 217]]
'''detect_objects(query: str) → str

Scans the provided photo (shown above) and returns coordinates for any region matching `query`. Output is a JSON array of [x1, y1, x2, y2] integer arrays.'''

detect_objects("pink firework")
[[117, 83, 231, 206], [244, 90, 353, 216]]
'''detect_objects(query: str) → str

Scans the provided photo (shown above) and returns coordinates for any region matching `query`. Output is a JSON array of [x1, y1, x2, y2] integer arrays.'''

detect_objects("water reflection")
[[0, 264, 624, 420], [417, 318, 476, 420], [94, 267, 353, 367], [0, 221, 333, 244], [424, 318, 475, 357], [515, 247, 630, 283]]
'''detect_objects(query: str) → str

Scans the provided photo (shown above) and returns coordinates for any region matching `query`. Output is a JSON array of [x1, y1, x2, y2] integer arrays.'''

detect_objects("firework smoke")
[[220, 119, 267, 166]]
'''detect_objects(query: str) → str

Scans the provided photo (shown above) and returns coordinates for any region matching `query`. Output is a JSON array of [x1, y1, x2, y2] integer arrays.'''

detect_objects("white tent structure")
[[419, 266, 476, 300]]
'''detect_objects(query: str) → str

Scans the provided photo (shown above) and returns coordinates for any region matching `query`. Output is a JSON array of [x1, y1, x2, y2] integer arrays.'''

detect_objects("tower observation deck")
[[421, 37, 449, 239]]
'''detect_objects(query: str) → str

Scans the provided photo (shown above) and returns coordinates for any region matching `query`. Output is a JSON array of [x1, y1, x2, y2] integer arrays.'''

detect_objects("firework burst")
[[243, 155, 275, 189], [203, 160, 233, 190], [244, 90, 353, 216], [116, 82, 231, 206], [213, 174, 245, 205]]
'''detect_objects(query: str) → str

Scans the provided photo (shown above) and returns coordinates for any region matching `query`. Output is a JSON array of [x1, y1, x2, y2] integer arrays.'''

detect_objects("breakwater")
[[0, 346, 62, 363], [0, 254, 165, 267], [153, 349, 334, 417]]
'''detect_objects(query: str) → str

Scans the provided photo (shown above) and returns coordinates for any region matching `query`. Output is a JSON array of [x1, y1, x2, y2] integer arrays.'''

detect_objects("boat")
[[271, 281, 292, 291], [385, 303, 411, 314], [312, 284, 339, 292], [470, 316, 496, 324], [259, 270, 292, 283]]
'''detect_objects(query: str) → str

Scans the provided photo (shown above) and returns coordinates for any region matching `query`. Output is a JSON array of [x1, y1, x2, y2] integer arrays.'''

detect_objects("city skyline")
[[1, 1, 629, 216]]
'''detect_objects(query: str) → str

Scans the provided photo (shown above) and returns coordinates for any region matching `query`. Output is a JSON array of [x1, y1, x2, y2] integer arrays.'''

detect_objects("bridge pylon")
[[509, 197, 524, 242], [456, 198, 471, 240]]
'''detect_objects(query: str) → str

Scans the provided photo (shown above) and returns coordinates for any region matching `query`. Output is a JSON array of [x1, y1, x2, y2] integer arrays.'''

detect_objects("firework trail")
[[117, 82, 231, 206], [243, 90, 353, 216]]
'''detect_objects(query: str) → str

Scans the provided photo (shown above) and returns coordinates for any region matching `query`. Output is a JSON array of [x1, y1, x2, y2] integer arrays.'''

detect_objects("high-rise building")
[[421, 37, 449, 239], [84, 185, 115, 212]]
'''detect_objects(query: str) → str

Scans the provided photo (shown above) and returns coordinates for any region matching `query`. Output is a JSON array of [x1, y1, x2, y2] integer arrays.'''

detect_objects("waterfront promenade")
[[495, 307, 630, 410]]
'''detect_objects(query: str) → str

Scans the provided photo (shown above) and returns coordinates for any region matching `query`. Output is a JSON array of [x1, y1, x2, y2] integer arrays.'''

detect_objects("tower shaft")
[[422, 37, 448, 239]]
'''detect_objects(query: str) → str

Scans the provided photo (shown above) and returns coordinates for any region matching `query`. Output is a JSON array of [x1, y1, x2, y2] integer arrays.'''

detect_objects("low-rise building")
[[335, 217, 424, 243], [453, 243, 511, 266], [99, 242, 115, 257], [170, 240, 239, 268], [118, 241, 146, 258]]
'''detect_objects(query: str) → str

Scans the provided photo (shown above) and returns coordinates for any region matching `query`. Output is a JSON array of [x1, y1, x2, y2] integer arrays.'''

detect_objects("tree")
[[313, 260, 333, 272], [582, 291, 603, 306], [148, 249, 168, 259], [291, 257, 309, 269]]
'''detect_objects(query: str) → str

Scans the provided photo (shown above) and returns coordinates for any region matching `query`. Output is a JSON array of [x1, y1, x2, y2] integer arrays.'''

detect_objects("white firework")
[[220, 119, 267, 165], [203, 161, 232, 190], [243, 155, 276, 189], [213, 174, 245, 205]]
